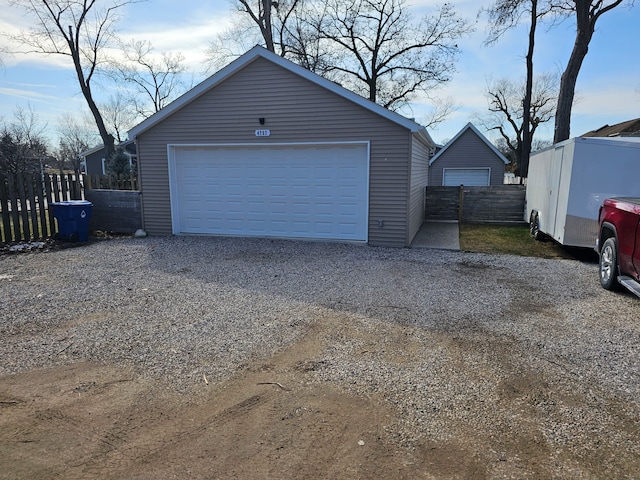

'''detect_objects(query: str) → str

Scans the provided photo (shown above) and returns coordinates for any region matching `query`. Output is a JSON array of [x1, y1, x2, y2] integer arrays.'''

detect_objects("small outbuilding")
[[428, 122, 508, 186], [128, 46, 436, 247], [80, 139, 137, 175]]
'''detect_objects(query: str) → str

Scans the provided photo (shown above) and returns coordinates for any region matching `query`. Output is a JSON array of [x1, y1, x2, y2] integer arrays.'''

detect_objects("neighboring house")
[[127, 46, 436, 247], [581, 117, 640, 137], [428, 122, 509, 186], [80, 139, 137, 175]]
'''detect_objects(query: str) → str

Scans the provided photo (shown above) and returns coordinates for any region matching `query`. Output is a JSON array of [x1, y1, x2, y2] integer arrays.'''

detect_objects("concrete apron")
[[411, 221, 460, 250]]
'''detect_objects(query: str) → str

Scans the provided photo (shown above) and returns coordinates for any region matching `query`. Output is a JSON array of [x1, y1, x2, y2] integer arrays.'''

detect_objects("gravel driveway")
[[1, 236, 639, 479]]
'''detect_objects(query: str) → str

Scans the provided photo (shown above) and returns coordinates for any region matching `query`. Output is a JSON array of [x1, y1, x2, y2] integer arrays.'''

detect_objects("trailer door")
[[548, 146, 566, 240]]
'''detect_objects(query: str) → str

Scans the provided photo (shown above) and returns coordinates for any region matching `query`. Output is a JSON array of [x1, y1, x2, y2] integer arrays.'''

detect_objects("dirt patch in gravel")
[[2, 310, 639, 480], [1, 314, 483, 480]]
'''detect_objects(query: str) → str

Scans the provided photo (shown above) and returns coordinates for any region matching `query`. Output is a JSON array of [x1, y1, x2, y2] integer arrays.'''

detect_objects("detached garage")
[[429, 123, 509, 187], [129, 46, 435, 247]]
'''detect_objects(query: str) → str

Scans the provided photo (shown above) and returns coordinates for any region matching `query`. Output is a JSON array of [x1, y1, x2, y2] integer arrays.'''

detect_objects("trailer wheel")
[[599, 237, 620, 291], [530, 213, 546, 241]]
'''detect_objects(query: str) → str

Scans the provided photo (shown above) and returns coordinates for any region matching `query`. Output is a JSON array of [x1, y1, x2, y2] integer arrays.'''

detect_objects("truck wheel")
[[599, 237, 620, 291]]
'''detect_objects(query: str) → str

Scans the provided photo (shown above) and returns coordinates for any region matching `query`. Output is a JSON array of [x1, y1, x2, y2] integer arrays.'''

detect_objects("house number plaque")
[[255, 129, 271, 137]]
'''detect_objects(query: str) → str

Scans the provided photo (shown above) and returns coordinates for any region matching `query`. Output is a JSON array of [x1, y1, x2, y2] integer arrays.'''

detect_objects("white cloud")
[[0, 86, 56, 101], [573, 84, 640, 117]]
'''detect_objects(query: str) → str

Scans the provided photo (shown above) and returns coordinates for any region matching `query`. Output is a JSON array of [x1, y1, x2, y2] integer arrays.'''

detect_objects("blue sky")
[[1, 0, 638, 146]]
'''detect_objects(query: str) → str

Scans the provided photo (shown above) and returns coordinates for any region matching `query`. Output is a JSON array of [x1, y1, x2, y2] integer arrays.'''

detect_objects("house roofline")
[[429, 122, 509, 165], [79, 144, 105, 158], [79, 138, 136, 158], [128, 45, 434, 144]]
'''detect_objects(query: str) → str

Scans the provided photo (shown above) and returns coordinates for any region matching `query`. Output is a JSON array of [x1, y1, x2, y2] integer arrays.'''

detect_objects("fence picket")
[[52, 174, 61, 203], [7, 175, 20, 241], [0, 175, 11, 243], [27, 176, 40, 239], [17, 174, 32, 240], [37, 175, 48, 238], [45, 175, 56, 238], [60, 174, 68, 201]]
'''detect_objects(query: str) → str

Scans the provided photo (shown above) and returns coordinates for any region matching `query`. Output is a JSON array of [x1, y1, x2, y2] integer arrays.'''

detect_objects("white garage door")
[[443, 168, 490, 186], [169, 143, 369, 241]]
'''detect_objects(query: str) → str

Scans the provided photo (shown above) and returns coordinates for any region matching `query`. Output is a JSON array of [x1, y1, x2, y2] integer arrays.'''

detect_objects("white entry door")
[[170, 143, 369, 241]]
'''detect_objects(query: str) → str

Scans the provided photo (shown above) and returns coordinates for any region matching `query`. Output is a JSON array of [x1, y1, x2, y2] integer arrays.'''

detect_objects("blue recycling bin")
[[51, 200, 93, 242]]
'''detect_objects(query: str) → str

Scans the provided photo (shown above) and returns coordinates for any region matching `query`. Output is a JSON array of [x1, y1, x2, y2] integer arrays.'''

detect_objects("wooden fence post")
[[458, 185, 464, 223]]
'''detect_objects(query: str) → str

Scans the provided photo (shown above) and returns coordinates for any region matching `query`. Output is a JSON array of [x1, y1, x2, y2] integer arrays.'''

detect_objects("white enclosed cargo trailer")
[[525, 136, 640, 248]]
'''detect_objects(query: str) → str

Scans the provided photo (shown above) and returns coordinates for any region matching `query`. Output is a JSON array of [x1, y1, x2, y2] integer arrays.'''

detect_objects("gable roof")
[[128, 45, 434, 145], [79, 144, 105, 158], [580, 117, 640, 138], [429, 122, 509, 166], [79, 139, 136, 159]]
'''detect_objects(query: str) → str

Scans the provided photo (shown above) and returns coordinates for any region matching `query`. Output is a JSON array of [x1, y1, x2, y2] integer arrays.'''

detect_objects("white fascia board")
[[128, 45, 429, 139]]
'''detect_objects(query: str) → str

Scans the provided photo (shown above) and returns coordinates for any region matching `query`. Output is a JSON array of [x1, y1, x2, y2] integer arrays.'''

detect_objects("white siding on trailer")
[[443, 168, 490, 186], [169, 143, 369, 241]]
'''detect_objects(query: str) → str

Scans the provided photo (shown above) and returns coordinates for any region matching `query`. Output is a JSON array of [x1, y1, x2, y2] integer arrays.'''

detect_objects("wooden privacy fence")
[[84, 173, 138, 191], [1, 173, 140, 244], [425, 185, 526, 223], [0, 173, 84, 244]]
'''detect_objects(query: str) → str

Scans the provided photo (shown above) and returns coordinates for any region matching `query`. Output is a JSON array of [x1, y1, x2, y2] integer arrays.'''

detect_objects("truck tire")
[[599, 237, 620, 291]]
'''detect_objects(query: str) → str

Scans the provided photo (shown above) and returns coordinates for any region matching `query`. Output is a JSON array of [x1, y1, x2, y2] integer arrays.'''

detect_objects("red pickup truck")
[[597, 197, 640, 298]]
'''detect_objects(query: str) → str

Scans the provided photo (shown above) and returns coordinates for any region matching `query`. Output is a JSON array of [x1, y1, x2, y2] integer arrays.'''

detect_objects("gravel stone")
[[1, 235, 639, 475]]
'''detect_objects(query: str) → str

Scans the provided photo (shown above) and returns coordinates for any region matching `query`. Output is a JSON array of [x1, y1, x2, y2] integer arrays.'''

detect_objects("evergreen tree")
[[105, 148, 131, 176]]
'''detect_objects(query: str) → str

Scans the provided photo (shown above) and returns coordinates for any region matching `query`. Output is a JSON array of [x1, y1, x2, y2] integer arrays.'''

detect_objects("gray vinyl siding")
[[429, 129, 506, 186], [407, 134, 431, 243], [136, 57, 414, 247], [85, 150, 105, 175]]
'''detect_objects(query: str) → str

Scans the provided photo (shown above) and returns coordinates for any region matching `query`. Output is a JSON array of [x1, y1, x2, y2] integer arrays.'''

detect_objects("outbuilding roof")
[[128, 45, 434, 145], [428, 122, 509, 166]]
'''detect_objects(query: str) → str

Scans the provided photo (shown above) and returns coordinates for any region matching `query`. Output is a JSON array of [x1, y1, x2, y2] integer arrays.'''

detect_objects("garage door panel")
[[171, 144, 368, 241], [443, 168, 490, 186]]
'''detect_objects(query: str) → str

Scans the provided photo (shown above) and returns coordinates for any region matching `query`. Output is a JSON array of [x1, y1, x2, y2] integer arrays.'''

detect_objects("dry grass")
[[459, 223, 598, 262]]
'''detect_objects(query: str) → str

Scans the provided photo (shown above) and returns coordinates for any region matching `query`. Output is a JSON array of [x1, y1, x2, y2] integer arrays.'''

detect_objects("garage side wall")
[[407, 134, 431, 243], [428, 129, 506, 186], [136, 57, 412, 247]]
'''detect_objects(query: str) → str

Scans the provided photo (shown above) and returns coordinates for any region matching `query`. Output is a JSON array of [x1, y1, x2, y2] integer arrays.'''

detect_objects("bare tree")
[[475, 74, 558, 177], [484, 0, 551, 178], [549, 0, 631, 142], [56, 112, 99, 175], [99, 93, 139, 143], [241, 0, 276, 51], [207, 0, 306, 70], [315, 0, 472, 111], [0, 105, 50, 175], [233, 0, 303, 53], [278, 0, 333, 74], [0, 44, 8, 70], [108, 40, 189, 118], [494, 136, 552, 171], [7, 0, 141, 161], [421, 97, 458, 130]]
